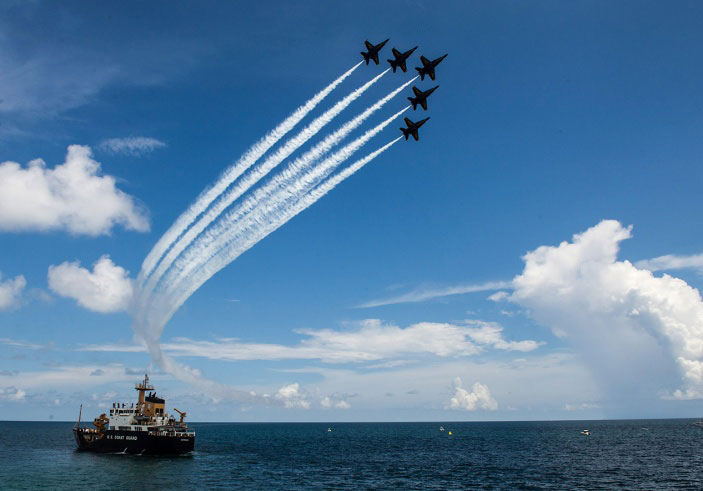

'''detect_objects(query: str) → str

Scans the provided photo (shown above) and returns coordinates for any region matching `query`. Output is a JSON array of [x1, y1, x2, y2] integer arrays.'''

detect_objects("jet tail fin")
[[415, 67, 425, 80], [420, 100, 427, 111], [400, 127, 410, 140], [412, 130, 419, 141], [387, 59, 397, 72], [408, 97, 417, 110]]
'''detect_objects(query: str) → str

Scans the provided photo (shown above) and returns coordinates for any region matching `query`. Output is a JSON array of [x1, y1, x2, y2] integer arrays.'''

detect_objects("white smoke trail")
[[138, 62, 362, 285], [149, 110, 407, 335], [139, 69, 391, 304], [147, 77, 417, 302]]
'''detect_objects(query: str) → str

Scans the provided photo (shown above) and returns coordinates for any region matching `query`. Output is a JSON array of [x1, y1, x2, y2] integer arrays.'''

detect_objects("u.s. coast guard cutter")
[[73, 374, 194, 455]]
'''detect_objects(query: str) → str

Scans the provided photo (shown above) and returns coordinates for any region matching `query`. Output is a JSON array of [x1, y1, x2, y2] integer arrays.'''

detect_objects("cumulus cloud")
[[98, 137, 166, 156], [320, 393, 352, 409], [48, 255, 133, 313], [274, 383, 310, 409], [84, 318, 541, 362], [0, 145, 148, 235], [510, 220, 703, 400], [0, 273, 26, 310], [449, 377, 497, 411]]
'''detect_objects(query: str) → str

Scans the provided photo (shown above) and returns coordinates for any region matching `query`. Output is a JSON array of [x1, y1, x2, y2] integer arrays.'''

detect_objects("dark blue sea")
[[1, 420, 702, 489]]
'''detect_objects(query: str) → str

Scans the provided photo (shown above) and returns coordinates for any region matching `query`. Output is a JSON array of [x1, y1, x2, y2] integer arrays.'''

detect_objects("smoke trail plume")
[[138, 62, 362, 285], [149, 110, 408, 337], [139, 69, 391, 304]]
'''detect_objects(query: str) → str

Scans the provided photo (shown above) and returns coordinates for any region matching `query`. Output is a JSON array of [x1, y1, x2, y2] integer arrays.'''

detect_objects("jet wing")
[[404, 117, 413, 126], [365, 40, 374, 50], [412, 87, 422, 97], [371, 53, 380, 64], [392, 48, 402, 58], [420, 55, 431, 66]]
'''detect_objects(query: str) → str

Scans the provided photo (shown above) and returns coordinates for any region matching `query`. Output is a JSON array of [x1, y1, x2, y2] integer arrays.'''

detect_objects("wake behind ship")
[[73, 374, 194, 455]]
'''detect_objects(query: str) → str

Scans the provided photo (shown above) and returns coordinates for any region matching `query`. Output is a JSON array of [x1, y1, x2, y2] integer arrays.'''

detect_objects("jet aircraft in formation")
[[400, 117, 430, 141], [408, 85, 439, 111], [360, 39, 389, 65], [415, 54, 448, 81], [359, 40, 447, 141], [387, 46, 417, 73]]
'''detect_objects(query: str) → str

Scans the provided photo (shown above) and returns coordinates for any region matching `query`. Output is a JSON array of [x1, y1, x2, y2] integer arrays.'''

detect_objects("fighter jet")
[[360, 39, 389, 65], [400, 117, 430, 141], [408, 85, 439, 111], [415, 54, 448, 81], [387, 46, 418, 73]]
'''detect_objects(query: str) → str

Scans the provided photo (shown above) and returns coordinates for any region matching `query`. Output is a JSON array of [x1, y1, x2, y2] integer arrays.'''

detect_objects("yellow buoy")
[[448, 431, 452, 435]]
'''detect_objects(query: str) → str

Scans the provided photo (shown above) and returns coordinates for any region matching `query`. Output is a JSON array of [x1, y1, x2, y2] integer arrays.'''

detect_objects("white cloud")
[[449, 378, 498, 411], [98, 137, 166, 156], [320, 394, 352, 409], [636, 253, 703, 275], [0, 386, 26, 401], [462, 320, 543, 351], [357, 281, 512, 308], [83, 318, 541, 362], [0, 338, 44, 350], [48, 255, 133, 313], [0, 364, 135, 393], [0, 145, 149, 235], [510, 220, 703, 399], [0, 273, 25, 310], [488, 291, 509, 302], [274, 383, 310, 409]]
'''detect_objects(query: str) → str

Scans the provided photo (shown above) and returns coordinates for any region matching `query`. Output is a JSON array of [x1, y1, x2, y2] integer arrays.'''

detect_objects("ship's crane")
[[173, 408, 186, 424]]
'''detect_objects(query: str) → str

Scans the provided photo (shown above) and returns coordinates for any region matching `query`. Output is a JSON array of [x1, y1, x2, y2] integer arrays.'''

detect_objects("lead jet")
[[408, 85, 439, 111], [387, 46, 417, 73], [400, 117, 430, 141], [360, 39, 389, 65], [415, 54, 448, 81]]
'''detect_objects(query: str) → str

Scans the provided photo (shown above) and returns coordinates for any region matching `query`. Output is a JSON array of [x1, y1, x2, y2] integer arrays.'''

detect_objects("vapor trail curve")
[[139, 68, 391, 303], [138, 61, 362, 286]]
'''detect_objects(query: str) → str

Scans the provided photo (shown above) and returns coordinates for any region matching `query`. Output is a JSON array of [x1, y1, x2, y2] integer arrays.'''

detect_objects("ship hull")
[[73, 428, 194, 455]]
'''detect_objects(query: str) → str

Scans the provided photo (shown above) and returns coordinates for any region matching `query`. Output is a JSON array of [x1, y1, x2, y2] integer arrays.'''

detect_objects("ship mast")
[[135, 374, 154, 415]]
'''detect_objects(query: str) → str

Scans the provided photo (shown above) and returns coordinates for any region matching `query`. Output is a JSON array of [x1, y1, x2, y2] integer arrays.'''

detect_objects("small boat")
[[580, 429, 590, 436], [439, 426, 444, 431], [327, 427, 332, 432]]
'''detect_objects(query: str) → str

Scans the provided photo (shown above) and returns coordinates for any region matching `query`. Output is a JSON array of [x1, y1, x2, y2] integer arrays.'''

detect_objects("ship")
[[73, 374, 195, 455]]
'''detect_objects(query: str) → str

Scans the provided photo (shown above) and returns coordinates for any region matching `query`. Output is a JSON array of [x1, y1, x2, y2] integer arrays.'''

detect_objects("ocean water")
[[1, 419, 702, 490]]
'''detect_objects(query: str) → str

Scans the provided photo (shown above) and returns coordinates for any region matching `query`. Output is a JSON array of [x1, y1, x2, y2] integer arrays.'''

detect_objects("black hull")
[[74, 428, 194, 455]]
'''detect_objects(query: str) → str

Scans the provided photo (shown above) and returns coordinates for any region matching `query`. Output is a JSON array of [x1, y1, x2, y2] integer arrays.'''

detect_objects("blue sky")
[[2, 1, 703, 421]]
